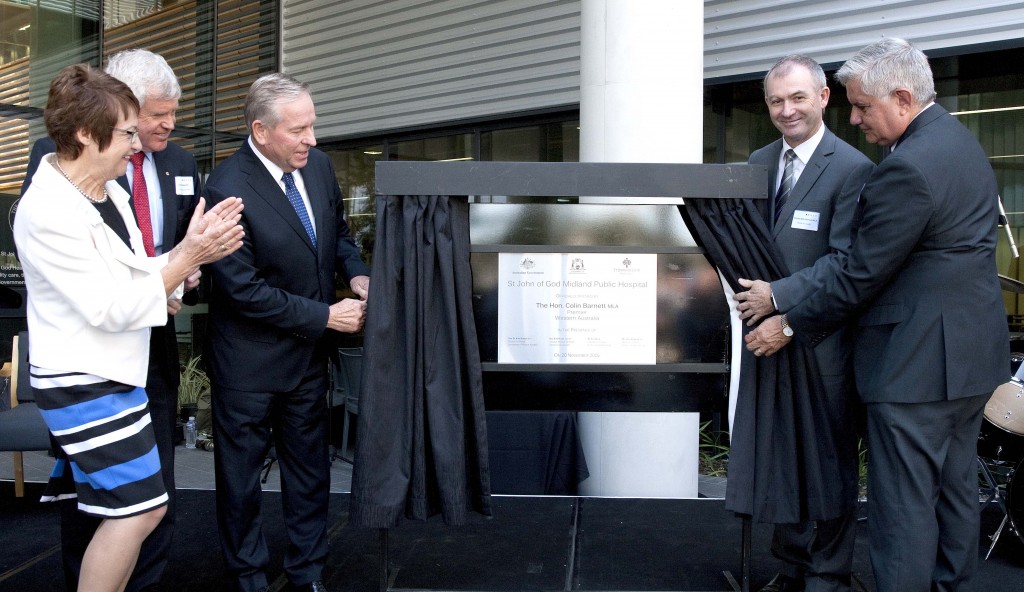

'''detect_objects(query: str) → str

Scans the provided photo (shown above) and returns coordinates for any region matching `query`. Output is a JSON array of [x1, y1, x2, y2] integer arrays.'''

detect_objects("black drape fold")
[[680, 199, 852, 524], [350, 195, 492, 528]]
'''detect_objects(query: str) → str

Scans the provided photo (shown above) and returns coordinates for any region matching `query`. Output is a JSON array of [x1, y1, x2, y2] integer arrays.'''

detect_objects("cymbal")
[[999, 274, 1024, 294]]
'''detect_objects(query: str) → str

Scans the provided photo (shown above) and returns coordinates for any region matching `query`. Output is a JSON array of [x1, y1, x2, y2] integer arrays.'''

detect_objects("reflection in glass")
[[0, 1, 272, 194], [481, 121, 579, 162], [392, 134, 472, 161], [331, 146, 383, 265]]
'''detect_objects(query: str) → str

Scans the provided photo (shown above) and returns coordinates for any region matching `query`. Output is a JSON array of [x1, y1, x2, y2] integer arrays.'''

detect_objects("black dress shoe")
[[759, 573, 804, 592]]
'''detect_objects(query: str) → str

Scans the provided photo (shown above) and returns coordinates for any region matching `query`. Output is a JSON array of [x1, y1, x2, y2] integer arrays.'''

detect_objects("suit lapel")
[[302, 156, 330, 260], [772, 130, 835, 238], [102, 182, 152, 264], [240, 142, 317, 255], [116, 174, 133, 219], [153, 150, 181, 247], [118, 153, 174, 252]]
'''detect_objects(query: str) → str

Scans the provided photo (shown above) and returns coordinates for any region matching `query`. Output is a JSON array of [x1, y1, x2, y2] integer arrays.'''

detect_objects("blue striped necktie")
[[774, 149, 796, 225], [282, 172, 317, 248]]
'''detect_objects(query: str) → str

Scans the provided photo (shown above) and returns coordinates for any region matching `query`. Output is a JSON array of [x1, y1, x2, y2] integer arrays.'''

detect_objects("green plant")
[[178, 355, 210, 413], [858, 437, 868, 500], [698, 420, 730, 477]]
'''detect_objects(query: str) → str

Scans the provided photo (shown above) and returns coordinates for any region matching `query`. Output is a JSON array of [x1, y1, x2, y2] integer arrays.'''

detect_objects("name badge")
[[791, 210, 820, 231], [175, 176, 195, 196]]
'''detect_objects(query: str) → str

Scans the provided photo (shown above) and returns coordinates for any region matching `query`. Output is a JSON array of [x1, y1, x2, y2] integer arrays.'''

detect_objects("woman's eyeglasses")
[[112, 127, 140, 142]]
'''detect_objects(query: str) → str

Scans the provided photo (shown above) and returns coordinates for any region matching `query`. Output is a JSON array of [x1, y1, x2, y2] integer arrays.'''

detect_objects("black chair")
[[0, 332, 50, 497], [331, 347, 363, 463]]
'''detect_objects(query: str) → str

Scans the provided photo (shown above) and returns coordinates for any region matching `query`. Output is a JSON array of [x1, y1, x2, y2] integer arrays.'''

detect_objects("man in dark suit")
[[20, 49, 200, 592], [204, 73, 370, 592], [744, 38, 1009, 592], [734, 55, 873, 592]]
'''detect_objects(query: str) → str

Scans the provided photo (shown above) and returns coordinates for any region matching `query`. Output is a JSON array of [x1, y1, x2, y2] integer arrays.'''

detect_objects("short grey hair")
[[835, 37, 936, 105], [244, 73, 311, 130], [764, 55, 827, 96], [104, 49, 181, 105]]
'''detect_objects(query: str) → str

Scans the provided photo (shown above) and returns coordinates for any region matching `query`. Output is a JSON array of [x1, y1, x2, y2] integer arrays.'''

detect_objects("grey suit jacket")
[[788, 105, 1009, 403], [749, 128, 874, 377]]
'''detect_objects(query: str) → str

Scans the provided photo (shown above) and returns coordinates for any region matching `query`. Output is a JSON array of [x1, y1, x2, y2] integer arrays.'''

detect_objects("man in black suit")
[[20, 49, 201, 592], [744, 38, 1008, 592], [204, 73, 370, 592], [735, 55, 873, 592]]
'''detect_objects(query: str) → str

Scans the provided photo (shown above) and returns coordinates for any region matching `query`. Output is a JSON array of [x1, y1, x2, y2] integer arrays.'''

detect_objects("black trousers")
[[211, 358, 330, 592], [60, 346, 178, 591], [770, 509, 858, 592], [770, 369, 860, 592]]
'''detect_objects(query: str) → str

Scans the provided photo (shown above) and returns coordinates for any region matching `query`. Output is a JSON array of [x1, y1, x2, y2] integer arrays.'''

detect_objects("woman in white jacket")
[[15, 64, 244, 592]]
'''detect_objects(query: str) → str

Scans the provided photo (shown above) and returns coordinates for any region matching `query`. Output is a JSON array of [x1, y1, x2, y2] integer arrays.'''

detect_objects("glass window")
[[331, 145, 383, 265], [0, 1, 273, 197], [391, 134, 473, 162], [0, 0, 276, 360], [481, 121, 579, 162], [935, 49, 1024, 323], [324, 122, 582, 265]]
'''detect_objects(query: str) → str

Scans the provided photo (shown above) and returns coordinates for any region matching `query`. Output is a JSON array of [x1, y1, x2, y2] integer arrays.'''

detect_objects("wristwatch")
[[780, 314, 794, 337]]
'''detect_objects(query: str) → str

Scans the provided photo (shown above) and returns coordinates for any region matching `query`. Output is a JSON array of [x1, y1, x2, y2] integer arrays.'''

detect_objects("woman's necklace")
[[51, 155, 108, 204]]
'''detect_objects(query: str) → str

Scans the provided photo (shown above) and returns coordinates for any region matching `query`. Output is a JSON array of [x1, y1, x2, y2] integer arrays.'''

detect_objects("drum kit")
[[979, 274, 1024, 557]]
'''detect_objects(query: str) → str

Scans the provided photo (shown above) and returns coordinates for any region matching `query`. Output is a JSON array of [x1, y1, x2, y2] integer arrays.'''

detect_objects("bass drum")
[[1005, 460, 1024, 545], [986, 379, 1024, 436], [979, 353, 1024, 463]]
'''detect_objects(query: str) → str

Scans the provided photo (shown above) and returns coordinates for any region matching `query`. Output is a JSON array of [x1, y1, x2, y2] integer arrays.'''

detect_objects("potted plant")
[[178, 355, 210, 422]]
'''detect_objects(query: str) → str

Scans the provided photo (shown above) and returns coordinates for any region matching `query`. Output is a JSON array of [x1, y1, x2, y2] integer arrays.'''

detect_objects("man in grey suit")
[[20, 49, 201, 592], [734, 55, 873, 592], [744, 38, 1008, 592]]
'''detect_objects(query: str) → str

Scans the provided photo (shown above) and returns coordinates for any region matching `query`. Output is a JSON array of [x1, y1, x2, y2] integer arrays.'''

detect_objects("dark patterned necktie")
[[282, 172, 317, 248], [774, 149, 796, 225]]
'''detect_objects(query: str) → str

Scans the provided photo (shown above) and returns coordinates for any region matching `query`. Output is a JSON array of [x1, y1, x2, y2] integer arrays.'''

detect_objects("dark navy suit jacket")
[[203, 140, 369, 392]]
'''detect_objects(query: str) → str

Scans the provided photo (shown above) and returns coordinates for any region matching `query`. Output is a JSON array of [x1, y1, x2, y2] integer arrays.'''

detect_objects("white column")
[[579, 0, 703, 164], [577, 0, 704, 498]]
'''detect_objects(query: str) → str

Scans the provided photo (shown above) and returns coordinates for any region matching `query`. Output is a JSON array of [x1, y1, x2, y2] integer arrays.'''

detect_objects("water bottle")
[[184, 416, 197, 449]]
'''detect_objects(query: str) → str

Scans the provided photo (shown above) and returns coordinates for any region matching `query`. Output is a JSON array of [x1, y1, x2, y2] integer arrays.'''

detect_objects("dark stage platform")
[[1, 483, 1021, 591]]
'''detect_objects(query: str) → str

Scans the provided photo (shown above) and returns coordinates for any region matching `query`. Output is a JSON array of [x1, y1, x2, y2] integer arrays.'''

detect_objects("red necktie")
[[130, 152, 156, 257]]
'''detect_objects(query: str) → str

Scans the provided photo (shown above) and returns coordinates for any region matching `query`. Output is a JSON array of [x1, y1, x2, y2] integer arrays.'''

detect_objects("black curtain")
[[350, 195, 492, 528], [680, 199, 849, 524]]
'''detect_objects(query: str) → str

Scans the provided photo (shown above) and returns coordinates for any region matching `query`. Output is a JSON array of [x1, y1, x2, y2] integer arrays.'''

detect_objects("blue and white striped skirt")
[[31, 366, 168, 518]]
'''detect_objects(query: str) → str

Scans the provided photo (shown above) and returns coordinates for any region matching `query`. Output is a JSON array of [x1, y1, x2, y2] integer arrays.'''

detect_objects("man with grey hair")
[[735, 54, 873, 592], [20, 48, 201, 592], [204, 73, 369, 592], [743, 38, 1008, 591]]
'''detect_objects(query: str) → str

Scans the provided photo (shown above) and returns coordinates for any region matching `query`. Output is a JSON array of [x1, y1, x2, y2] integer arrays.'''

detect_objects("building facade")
[[3, 0, 1024, 317]]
